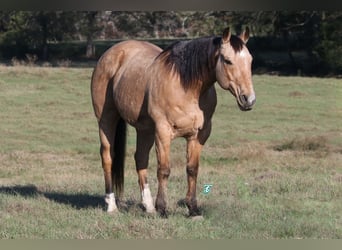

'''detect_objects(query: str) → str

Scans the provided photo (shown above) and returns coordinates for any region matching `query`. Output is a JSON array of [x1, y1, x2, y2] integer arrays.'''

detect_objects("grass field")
[[0, 65, 341, 239]]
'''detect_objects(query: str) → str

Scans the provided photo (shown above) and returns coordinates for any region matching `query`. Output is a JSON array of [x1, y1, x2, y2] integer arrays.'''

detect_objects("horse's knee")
[[186, 164, 199, 177], [157, 167, 170, 179]]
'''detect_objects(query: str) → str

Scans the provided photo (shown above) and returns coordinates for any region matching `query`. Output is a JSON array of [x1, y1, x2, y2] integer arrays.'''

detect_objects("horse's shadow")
[[1, 185, 205, 216], [0, 184, 138, 211]]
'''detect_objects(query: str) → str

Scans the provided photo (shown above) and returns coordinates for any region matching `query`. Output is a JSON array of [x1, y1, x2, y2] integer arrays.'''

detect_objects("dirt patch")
[[273, 135, 329, 152], [289, 91, 306, 97]]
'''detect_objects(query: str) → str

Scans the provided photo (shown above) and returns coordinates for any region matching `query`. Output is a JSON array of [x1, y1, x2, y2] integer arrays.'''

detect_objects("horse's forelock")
[[229, 35, 244, 52]]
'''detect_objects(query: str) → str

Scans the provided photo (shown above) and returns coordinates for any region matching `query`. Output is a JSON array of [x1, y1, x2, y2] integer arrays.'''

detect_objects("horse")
[[91, 27, 256, 218]]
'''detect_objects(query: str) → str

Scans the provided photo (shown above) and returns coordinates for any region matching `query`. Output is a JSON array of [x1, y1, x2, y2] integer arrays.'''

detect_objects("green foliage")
[[0, 11, 341, 74], [315, 12, 342, 73], [0, 11, 78, 59]]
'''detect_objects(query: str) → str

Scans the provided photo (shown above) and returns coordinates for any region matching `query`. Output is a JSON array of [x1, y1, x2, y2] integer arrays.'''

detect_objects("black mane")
[[157, 35, 244, 90]]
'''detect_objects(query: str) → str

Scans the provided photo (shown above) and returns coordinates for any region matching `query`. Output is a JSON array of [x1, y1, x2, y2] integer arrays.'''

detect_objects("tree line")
[[0, 11, 341, 75]]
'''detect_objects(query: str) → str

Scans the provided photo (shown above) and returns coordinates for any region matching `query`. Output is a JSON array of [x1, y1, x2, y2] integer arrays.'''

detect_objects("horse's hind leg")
[[99, 114, 120, 212], [135, 129, 156, 213]]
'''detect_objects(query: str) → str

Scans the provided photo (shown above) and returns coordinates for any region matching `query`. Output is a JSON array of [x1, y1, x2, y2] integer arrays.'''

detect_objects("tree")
[[0, 11, 78, 60], [108, 11, 182, 38], [31, 11, 78, 60], [76, 11, 102, 58], [316, 11, 342, 73]]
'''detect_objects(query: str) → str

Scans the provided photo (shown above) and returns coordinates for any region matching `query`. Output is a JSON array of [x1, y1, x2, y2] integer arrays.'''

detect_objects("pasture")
[[0, 65, 341, 239]]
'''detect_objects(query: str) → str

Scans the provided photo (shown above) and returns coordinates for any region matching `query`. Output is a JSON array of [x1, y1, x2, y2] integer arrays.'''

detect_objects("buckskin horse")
[[91, 27, 256, 218]]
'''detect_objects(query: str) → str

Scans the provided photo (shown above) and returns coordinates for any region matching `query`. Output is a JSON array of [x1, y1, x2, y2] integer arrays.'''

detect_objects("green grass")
[[0, 66, 341, 239]]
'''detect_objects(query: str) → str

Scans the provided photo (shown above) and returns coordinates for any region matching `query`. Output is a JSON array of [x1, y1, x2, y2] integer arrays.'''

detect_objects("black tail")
[[113, 118, 126, 198]]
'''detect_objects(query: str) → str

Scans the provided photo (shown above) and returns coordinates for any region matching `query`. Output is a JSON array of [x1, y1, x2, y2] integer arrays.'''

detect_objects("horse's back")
[[91, 40, 162, 125]]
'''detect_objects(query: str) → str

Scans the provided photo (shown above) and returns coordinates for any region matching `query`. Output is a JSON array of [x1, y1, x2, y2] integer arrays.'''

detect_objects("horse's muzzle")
[[238, 94, 256, 111]]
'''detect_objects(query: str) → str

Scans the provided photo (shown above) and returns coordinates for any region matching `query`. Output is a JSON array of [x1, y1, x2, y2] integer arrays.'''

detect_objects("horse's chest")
[[168, 105, 204, 138]]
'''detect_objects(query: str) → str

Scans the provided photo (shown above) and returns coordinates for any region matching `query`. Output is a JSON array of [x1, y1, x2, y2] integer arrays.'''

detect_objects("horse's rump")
[[91, 40, 162, 125]]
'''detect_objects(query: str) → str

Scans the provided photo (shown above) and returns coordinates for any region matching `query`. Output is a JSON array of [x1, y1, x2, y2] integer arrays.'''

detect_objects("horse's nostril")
[[239, 94, 256, 109], [241, 95, 248, 104]]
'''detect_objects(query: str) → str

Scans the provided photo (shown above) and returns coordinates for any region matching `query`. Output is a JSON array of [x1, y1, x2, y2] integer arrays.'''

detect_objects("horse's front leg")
[[154, 124, 172, 218], [185, 138, 203, 217]]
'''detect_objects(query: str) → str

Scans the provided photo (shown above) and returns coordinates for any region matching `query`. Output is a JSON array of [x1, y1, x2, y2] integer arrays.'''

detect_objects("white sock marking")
[[105, 193, 117, 212], [141, 184, 156, 213]]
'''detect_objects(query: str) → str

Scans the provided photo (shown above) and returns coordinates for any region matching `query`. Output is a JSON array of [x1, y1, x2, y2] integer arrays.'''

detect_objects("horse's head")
[[216, 27, 256, 111]]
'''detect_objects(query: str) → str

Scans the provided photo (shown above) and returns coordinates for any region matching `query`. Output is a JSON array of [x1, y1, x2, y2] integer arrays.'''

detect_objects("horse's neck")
[[198, 70, 216, 96], [198, 48, 218, 95]]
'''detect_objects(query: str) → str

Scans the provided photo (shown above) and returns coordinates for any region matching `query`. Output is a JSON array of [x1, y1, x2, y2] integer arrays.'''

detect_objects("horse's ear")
[[222, 27, 231, 44], [239, 26, 250, 44]]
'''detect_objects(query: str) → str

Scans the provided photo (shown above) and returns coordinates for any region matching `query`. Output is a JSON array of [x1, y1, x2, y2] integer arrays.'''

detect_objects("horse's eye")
[[224, 59, 232, 65], [221, 55, 232, 65]]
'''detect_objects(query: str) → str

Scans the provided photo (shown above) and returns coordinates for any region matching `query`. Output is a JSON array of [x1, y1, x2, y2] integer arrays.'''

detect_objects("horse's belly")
[[116, 97, 148, 126], [114, 83, 151, 127]]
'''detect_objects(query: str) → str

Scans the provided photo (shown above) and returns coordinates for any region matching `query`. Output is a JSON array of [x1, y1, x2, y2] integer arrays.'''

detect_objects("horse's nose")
[[240, 93, 256, 107], [247, 93, 256, 106]]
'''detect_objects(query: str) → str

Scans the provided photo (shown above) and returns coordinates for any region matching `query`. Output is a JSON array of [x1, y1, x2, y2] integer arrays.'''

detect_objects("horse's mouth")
[[237, 101, 253, 111], [226, 85, 255, 111]]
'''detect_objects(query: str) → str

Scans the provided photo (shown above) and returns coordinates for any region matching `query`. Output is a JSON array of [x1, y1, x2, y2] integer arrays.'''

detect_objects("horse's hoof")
[[106, 203, 119, 213], [146, 207, 157, 214], [157, 210, 168, 218], [107, 210, 119, 216], [191, 215, 204, 221], [107, 207, 119, 213], [142, 202, 156, 214]]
